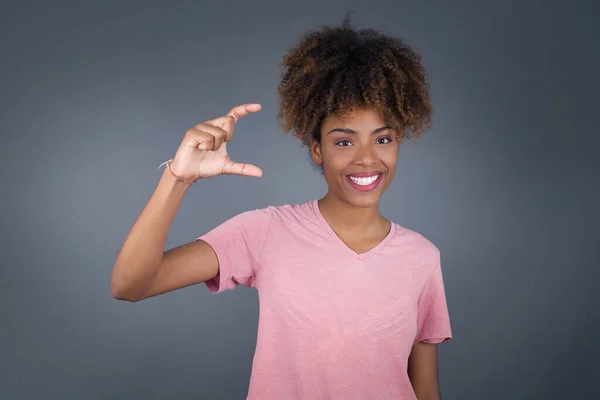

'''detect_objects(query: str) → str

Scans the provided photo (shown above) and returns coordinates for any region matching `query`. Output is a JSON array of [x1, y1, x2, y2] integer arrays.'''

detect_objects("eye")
[[336, 140, 352, 147], [377, 137, 392, 144]]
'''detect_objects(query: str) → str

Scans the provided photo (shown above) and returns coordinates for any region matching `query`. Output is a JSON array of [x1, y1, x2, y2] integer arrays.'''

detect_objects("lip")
[[346, 171, 383, 178], [346, 173, 384, 192]]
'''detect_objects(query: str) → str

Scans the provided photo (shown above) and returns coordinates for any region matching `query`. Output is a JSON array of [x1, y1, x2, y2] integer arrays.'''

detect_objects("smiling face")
[[311, 107, 399, 208]]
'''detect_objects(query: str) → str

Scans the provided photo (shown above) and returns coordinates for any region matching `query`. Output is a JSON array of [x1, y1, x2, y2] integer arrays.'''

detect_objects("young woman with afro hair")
[[112, 13, 452, 400]]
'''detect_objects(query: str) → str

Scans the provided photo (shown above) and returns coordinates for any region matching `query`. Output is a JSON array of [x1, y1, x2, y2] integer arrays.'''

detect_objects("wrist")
[[158, 167, 192, 196], [159, 158, 199, 185]]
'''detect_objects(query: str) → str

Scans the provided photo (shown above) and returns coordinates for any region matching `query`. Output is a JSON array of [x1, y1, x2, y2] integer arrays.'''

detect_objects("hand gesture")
[[169, 103, 263, 181]]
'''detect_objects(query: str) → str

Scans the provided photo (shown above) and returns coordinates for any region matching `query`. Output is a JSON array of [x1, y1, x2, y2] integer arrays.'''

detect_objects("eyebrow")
[[327, 125, 392, 135]]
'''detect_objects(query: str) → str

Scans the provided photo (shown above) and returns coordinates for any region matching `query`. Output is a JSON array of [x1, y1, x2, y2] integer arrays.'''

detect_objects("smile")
[[346, 173, 383, 192], [348, 175, 380, 186]]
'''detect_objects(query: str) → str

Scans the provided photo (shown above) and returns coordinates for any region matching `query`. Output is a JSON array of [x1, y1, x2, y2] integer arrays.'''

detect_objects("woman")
[[111, 16, 452, 400]]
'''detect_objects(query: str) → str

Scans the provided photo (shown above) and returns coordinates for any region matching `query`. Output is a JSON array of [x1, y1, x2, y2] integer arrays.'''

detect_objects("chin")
[[344, 194, 381, 208], [338, 187, 385, 209]]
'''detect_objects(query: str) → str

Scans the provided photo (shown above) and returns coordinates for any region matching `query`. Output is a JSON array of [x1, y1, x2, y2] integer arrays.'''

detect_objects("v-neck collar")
[[311, 199, 396, 260]]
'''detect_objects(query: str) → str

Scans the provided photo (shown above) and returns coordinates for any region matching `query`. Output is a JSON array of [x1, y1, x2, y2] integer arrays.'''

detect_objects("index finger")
[[204, 103, 262, 142], [227, 103, 262, 123]]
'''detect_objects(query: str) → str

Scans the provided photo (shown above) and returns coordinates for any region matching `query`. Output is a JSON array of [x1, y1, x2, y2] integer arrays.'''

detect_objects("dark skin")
[[311, 106, 441, 399]]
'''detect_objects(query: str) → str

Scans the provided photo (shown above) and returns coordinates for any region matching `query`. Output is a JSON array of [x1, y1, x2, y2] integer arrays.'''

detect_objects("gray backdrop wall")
[[2, 0, 598, 399]]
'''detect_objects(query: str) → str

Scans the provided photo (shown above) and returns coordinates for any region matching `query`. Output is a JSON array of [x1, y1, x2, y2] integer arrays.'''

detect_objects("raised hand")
[[168, 103, 263, 181]]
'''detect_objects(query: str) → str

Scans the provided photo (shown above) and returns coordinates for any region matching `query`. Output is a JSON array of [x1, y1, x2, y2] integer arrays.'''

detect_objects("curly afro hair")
[[276, 12, 433, 149]]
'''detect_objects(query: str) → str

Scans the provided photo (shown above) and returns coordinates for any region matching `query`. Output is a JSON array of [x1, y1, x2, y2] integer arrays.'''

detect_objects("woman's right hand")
[[168, 103, 264, 181]]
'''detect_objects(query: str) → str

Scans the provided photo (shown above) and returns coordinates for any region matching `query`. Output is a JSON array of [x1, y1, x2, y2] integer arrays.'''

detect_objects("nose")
[[354, 142, 378, 166]]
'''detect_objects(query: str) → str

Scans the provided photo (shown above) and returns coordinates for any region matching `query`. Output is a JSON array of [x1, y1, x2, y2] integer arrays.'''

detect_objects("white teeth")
[[349, 175, 379, 186]]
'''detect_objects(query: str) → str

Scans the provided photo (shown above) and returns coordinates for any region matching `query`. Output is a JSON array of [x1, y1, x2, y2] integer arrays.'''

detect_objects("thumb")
[[221, 159, 263, 177]]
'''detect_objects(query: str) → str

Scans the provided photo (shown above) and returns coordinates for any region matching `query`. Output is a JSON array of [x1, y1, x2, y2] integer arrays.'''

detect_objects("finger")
[[211, 115, 236, 142], [226, 103, 262, 123], [205, 103, 262, 142], [185, 128, 214, 150], [192, 124, 227, 150], [221, 160, 263, 177], [203, 115, 236, 142], [204, 104, 261, 126]]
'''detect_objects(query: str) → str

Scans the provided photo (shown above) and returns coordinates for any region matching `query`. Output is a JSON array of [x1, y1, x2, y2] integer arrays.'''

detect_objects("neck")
[[317, 193, 385, 234]]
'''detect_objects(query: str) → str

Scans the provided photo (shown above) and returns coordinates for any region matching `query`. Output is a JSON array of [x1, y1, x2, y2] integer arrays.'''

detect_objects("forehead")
[[323, 107, 387, 128]]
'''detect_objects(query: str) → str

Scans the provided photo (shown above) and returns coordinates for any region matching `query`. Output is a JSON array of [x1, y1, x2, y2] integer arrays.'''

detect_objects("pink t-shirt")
[[197, 200, 452, 400]]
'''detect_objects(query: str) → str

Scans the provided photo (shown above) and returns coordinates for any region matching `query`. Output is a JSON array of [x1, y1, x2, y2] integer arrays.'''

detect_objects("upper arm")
[[408, 342, 440, 399], [139, 239, 219, 300], [138, 207, 272, 300]]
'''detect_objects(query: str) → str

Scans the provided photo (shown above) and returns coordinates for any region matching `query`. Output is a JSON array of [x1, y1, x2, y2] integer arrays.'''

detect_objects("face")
[[311, 107, 399, 208]]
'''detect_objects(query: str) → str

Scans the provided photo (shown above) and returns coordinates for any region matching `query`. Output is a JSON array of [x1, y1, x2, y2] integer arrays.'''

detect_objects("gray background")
[[1, 0, 598, 399]]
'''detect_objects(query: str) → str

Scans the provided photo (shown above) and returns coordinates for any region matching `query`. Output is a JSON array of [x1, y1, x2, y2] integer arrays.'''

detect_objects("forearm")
[[408, 342, 441, 400], [411, 376, 440, 400], [111, 168, 191, 300], [414, 389, 440, 400]]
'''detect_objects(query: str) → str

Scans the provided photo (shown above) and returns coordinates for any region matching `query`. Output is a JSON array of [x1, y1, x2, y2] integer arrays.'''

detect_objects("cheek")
[[321, 145, 349, 170], [380, 145, 399, 166], [381, 145, 400, 161], [321, 157, 348, 186]]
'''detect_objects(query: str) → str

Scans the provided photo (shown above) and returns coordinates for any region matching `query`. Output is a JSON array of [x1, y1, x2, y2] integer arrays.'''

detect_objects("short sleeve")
[[196, 207, 272, 294], [414, 250, 452, 344]]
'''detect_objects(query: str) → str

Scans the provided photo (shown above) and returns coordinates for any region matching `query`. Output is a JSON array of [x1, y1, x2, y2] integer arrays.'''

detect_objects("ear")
[[310, 139, 322, 166]]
